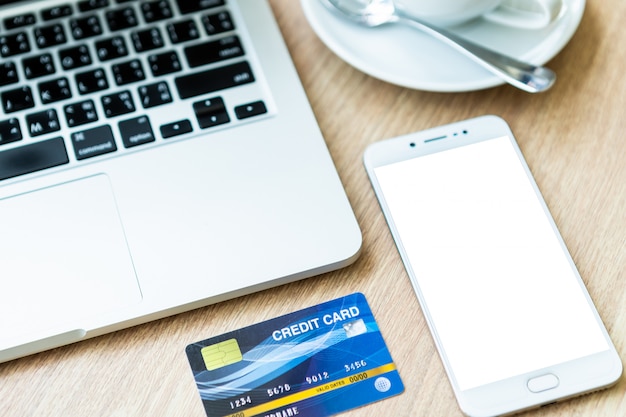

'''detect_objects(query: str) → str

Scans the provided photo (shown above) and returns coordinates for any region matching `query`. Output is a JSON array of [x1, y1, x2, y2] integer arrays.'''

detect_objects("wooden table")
[[2, 1, 624, 416]]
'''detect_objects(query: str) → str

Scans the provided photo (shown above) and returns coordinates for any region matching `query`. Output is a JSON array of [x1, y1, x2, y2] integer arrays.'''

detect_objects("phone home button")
[[527, 374, 560, 393]]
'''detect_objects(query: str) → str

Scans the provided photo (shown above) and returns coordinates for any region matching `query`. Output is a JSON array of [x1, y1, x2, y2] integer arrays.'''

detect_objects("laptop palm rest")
[[0, 175, 142, 356]]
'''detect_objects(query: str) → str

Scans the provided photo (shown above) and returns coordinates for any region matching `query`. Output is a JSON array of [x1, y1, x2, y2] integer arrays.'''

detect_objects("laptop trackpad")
[[0, 175, 141, 348]]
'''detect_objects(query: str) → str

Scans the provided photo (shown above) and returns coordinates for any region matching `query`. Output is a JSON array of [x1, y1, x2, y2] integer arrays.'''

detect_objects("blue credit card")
[[186, 293, 404, 417]]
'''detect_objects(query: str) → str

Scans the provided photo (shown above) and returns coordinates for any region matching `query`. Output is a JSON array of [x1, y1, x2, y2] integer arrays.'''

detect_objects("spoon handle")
[[395, 11, 556, 93]]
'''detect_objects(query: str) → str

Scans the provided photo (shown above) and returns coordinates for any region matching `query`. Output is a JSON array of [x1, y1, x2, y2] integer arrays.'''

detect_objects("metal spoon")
[[321, 0, 557, 93]]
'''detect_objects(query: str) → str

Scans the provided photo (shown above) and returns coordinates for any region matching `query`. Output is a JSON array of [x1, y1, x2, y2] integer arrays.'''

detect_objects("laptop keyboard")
[[0, 0, 269, 182]]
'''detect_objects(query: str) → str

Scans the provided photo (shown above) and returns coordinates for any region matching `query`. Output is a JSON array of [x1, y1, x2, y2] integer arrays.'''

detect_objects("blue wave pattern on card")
[[186, 293, 404, 417]]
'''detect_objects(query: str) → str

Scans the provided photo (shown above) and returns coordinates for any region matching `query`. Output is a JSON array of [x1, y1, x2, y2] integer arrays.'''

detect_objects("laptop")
[[0, 0, 362, 363]]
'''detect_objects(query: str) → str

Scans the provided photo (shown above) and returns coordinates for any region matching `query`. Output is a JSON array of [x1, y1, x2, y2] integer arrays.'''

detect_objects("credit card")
[[186, 293, 404, 417]]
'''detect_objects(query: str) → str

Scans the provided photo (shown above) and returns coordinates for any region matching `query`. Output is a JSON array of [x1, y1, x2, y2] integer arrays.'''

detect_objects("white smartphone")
[[363, 115, 622, 416]]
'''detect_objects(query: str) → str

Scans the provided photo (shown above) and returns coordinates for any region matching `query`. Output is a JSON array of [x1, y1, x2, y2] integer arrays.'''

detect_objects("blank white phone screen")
[[375, 136, 609, 391]]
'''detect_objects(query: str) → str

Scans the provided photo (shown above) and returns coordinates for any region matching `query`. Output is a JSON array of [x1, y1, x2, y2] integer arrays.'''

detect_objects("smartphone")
[[363, 115, 622, 416]]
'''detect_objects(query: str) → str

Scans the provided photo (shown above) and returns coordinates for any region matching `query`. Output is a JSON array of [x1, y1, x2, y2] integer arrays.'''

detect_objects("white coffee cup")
[[394, 0, 563, 29]]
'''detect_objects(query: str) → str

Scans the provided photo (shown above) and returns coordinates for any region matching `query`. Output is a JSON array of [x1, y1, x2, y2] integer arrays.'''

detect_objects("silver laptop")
[[0, 0, 361, 363]]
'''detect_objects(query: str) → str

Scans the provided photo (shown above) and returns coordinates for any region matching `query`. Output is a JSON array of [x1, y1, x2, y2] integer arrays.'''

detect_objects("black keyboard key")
[[76, 69, 108, 94], [141, 1, 173, 22], [22, 53, 56, 79], [42, 5, 74, 21], [25, 109, 61, 137], [102, 90, 135, 117], [176, 0, 224, 14], [39, 77, 72, 104], [0, 62, 19, 87], [70, 15, 103, 40], [1, 86, 35, 113], [138, 81, 172, 108], [131, 27, 164, 53], [235, 100, 267, 120], [106, 7, 138, 32], [167, 19, 199, 44], [95, 36, 128, 61], [0, 137, 68, 181], [193, 96, 229, 129], [0, 32, 31, 57], [4, 13, 36, 30], [184, 36, 244, 68], [34, 24, 67, 48], [175, 61, 254, 99], [0, 118, 22, 145], [160, 119, 192, 138], [78, 0, 110, 12], [112, 59, 145, 85], [64, 99, 98, 127], [59, 44, 92, 70], [203, 11, 234, 35], [119, 115, 155, 148], [148, 51, 181, 76], [71, 125, 116, 160]]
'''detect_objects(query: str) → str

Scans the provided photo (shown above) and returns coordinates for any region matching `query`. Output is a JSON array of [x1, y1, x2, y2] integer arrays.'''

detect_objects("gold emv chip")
[[201, 338, 243, 371]]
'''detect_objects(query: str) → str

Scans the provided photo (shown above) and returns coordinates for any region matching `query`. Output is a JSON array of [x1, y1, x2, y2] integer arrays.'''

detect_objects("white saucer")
[[301, 0, 585, 92]]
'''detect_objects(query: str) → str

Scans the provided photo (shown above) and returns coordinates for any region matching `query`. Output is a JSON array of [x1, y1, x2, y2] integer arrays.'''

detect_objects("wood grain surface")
[[2, 1, 624, 416]]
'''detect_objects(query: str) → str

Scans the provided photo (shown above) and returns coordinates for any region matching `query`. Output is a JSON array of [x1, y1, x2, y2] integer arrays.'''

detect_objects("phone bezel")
[[363, 115, 622, 417]]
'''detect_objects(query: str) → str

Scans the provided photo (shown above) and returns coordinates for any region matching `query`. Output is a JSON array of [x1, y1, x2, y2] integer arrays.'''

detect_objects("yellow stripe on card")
[[201, 338, 243, 371], [223, 363, 397, 417]]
